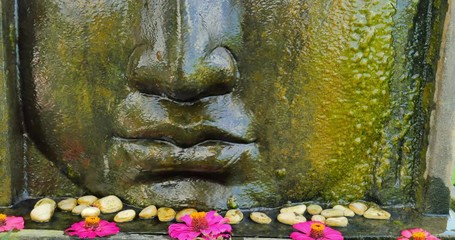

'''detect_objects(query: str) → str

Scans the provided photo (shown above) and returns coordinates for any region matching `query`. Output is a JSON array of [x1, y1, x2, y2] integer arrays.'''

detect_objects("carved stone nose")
[[127, 46, 238, 101]]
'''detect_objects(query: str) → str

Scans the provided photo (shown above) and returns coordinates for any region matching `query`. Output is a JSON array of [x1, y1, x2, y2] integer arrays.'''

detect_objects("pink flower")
[[65, 216, 120, 239], [0, 214, 24, 232], [290, 221, 344, 240], [397, 228, 440, 240], [168, 211, 232, 240]]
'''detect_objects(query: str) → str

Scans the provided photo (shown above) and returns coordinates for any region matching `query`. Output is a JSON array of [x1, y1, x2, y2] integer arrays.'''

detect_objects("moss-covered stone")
[[0, 0, 24, 206], [12, 0, 449, 210]]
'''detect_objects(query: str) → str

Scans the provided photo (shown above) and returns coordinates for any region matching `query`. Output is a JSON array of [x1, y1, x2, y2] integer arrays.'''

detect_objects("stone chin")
[[80, 169, 277, 210], [78, 138, 273, 209]]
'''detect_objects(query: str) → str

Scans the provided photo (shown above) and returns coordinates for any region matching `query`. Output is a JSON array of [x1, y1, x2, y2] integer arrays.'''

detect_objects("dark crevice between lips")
[[135, 170, 231, 184], [118, 137, 256, 149], [133, 82, 234, 103]]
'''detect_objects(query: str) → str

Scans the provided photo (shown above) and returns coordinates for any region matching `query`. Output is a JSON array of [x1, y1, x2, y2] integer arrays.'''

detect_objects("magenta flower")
[[290, 221, 344, 240], [397, 228, 440, 240], [168, 211, 232, 240], [0, 214, 24, 232], [65, 216, 120, 239]]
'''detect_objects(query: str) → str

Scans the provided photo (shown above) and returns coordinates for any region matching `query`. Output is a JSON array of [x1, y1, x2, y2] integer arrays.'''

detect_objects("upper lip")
[[113, 92, 256, 148]]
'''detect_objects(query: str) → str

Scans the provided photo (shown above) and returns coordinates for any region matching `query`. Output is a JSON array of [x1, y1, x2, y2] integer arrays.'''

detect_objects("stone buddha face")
[[19, 0, 423, 209]]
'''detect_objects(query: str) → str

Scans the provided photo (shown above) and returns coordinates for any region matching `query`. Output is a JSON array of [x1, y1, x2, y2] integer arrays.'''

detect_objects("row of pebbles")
[[31, 195, 199, 223], [247, 202, 391, 227], [30, 196, 390, 228]]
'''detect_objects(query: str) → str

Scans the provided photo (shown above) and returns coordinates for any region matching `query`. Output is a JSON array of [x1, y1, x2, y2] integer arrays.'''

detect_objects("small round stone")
[[326, 217, 348, 227], [344, 209, 355, 217], [332, 205, 347, 211], [307, 204, 323, 215], [349, 202, 369, 215], [280, 204, 306, 215], [176, 208, 198, 222], [58, 198, 77, 212], [31, 204, 54, 222], [93, 195, 123, 214], [72, 204, 89, 215], [311, 215, 326, 223], [139, 205, 157, 219], [225, 209, 244, 224], [321, 209, 345, 218], [332, 205, 355, 217], [77, 195, 98, 206], [81, 207, 101, 218], [34, 198, 56, 210], [250, 212, 272, 224], [114, 209, 136, 223], [363, 207, 391, 220], [277, 212, 306, 225], [157, 207, 176, 222]]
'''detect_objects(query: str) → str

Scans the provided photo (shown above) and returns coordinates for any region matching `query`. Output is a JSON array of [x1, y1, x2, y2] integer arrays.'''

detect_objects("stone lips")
[[109, 138, 258, 175]]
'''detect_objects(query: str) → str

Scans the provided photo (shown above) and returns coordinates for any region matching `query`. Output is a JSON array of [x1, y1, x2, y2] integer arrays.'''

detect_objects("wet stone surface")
[[0, 199, 450, 238]]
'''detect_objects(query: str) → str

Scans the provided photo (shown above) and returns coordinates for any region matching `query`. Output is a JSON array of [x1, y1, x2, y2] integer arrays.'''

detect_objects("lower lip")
[[107, 137, 258, 174]]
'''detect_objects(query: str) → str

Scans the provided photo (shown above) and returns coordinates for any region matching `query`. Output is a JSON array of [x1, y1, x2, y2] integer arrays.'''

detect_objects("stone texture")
[[0, 0, 24, 207], [25, 141, 85, 198], [425, 0, 455, 214]]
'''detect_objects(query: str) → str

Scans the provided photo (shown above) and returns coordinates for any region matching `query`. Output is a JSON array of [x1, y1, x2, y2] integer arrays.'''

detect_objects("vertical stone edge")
[[424, 0, 454, 214], [0, 0, 24, 206]]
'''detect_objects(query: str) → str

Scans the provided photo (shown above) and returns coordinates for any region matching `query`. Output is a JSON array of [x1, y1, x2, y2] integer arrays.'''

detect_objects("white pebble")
[[326, 217, 348, 227], [311, 215, 326, 223], [225, 209, 244, 224], [277, 212, 306, 225], [280, 205, 306, 215], [321, 209, 345, 218], [93, 195, 123, 214], [114, 209, 136, 223], [77, 195, 98, 206], [139, 205, 157, 219], [157, 207, 176, 222], [72, 204, 89, 215], [81, 207, 101, 218], [58, 198, 77, 212], [31, 204, 54, 223], [250, 212, 272, 224], [307, 204, 323, 215]]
